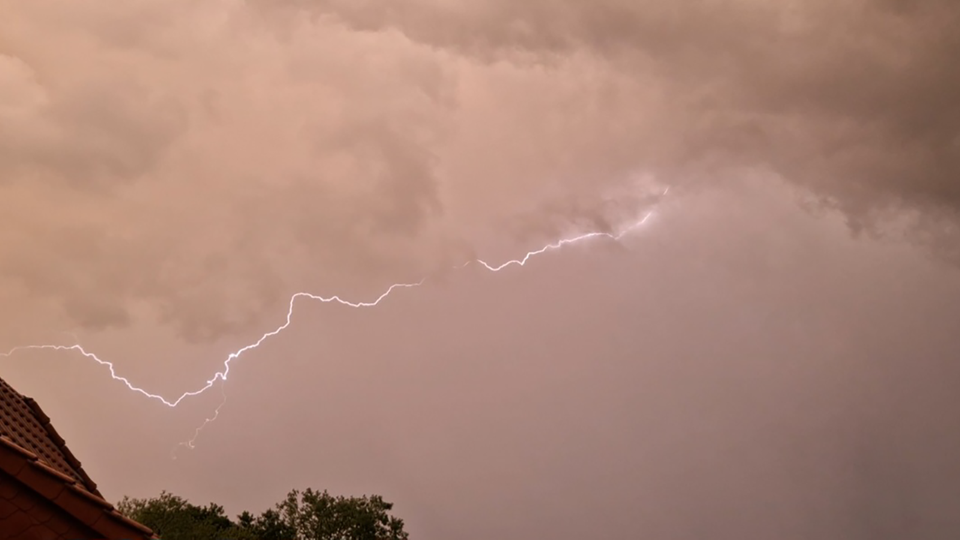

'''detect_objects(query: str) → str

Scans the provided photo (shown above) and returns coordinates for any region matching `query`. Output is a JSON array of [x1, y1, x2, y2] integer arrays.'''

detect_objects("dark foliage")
[[117, 489, 408, 540]]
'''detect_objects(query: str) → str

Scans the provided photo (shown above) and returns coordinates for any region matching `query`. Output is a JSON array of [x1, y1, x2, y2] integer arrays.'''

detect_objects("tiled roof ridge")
[[0, 435, 157, 539], [21, 396, 102, 497]]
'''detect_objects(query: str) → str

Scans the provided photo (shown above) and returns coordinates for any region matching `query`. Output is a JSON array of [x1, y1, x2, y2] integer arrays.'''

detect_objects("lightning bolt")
[[173, 383, 228, 457], [0, 280, 426, 408], [1, 188, 669, 446], [474, 202, 659, 272]]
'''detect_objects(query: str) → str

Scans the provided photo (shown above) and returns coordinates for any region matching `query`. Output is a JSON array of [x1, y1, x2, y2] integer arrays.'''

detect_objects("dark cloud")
[[0, 2, 454, 340], [306, 0, 960, 246], [2, 0, 958, 337]]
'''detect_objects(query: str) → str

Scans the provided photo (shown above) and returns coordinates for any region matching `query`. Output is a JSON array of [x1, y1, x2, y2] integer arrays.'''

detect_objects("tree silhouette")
[[117, 488, 409, 540]]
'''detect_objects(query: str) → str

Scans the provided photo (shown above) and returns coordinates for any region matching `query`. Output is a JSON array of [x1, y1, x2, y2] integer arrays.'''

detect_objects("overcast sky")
[[1, 1, 959, 539]]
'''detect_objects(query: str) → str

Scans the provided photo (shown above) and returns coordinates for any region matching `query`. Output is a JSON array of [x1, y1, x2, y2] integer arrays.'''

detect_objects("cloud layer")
[[1, 0, 957, 339]]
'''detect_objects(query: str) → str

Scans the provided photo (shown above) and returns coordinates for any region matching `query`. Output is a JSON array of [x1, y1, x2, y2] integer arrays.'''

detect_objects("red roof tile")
[[0, 378, 96, 494], [0, 376, 157, 539]]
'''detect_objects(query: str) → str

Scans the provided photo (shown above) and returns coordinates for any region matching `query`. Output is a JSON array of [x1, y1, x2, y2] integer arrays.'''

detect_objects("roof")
[[0, 376, 157, 539], [0, 378, 100, 494]]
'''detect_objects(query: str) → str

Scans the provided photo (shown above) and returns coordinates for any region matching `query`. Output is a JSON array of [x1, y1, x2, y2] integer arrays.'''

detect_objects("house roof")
[[0, 376, 157, 539], [0, 378, 100, 495]]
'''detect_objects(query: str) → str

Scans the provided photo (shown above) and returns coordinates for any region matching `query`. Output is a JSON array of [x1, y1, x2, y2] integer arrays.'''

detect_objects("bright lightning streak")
[[1, 280, 426, 408], [474, 209, 656, 272], [1, 188, 668, 440], [174, 383, 228, 457]]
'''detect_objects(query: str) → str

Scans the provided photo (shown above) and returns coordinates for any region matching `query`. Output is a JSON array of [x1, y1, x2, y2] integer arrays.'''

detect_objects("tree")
[[117, 488, 409, 540], [237, 507, 297, 540], [275, 489, 409, 540], [116, 491, 250, 540]]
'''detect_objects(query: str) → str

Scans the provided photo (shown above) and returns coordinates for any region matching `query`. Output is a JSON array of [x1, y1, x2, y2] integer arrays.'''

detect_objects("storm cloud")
[[2, 3, 960, 540], [1, 0, 957, 335]]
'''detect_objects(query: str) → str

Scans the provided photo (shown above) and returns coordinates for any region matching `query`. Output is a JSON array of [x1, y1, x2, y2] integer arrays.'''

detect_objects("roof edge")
[[21, 395, 102, 496], [0, 441, 157, 539]]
